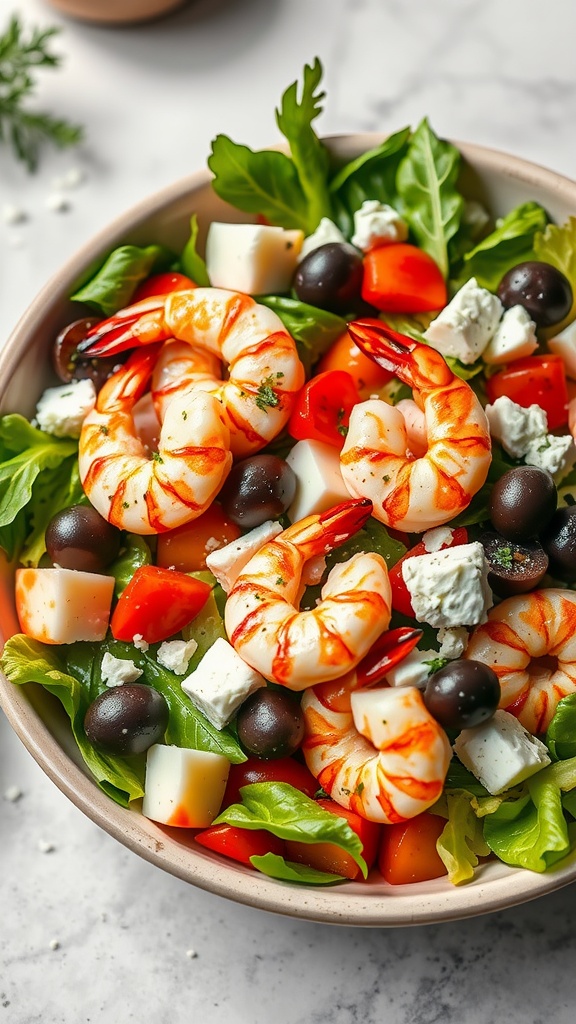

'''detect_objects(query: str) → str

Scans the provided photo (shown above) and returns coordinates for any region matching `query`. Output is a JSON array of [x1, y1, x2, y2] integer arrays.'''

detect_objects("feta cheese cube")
[[35, 379, 96, 438], [482, 305, 538, 365], [286, 439, 351, 523], [424, 278, 503, 364], [206, 520, 283, 593], [385, 648, 438, 689], [453, 710, 551, 795], [524, 433, 576, 480], [437, 626, 469, 660], [351, 200, 408, 251], [548, 319, 576, 380], [181, 637, 265, 730], [133, 633, 149, 652], [15, 567, 114, 644], [156, 638, 198, 676], [205, 222, 303, 295], [142, 744, 230, 827], [101, 653, 143, 687], [484, 395, 548, 459], [402, 542, 493, 628], [299, 217, 347, 261], [422, 526, 455, 553]]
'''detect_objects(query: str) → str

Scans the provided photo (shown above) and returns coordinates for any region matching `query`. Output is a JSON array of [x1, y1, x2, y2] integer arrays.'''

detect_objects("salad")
[[3, 57, 576, 890]]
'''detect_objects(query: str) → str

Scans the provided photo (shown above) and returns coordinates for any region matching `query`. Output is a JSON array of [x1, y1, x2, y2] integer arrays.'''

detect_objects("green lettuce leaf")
[[109, 534, 153, 599], [19, 457, 84, 568], [546, 694, 576, 761], [180, 213, 210, 286], [435, 790, 491, 885], [250, 852, 345, 885], [534, 216, 576, 335], [214, 781, 367, 877], [70, 244, 174, 316], [328, 127, 411, 237], [258, 295, 345, 375], [461, 201, 549, 290]]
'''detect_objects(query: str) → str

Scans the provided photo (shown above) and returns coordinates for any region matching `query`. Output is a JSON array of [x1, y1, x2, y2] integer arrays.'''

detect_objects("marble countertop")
[[2, 0, 576, 1020]]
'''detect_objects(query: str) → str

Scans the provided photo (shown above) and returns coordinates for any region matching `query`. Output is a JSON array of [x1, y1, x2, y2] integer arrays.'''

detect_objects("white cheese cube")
[[205, 222, 303, 295], [422, 526, 455, 553], [286, 439, 351, 523], [453, 710, 551, 795], [385, 648, 438, 689], [524, 433, 576, 480], [101, 653, 143, 687], [423, 278, 503, 364], [15, 567, 114, 644], [482, 305, 538, 365], [142, 744, 230, 827], [205, 520, 283, 593], [437, 626, 469, 660], [402, 542, 493, 628], [548, 319, 576, 380], [299, 217, 347, 261], [351, 200, 408, 251], [484, 395, 548, 459], [35, 379, 96, 438], [181, 637, 265, 730], [156, 638, 198, 676]]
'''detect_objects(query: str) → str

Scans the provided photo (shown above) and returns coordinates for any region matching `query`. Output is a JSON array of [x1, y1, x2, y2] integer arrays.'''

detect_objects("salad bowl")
[[2, 132, 576, 927]]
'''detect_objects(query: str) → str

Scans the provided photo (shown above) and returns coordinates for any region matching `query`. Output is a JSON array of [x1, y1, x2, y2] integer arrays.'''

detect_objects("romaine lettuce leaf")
[[534, 215, 576, 335], [328, 127, 411, 237], [180, 213, 210, 286], [545, 693, 576, 761], [461, 201, 549, 290], [70, 243, 174, 316], [435, 790, 491, 885], [257, 295, 346, 376], [250, 852, 345, 885]]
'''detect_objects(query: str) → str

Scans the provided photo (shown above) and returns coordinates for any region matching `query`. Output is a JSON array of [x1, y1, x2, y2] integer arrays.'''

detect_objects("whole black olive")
[[423, 659, 501, 732], [293, 242, 364, 314], [489, 466, 557, 542], [497, 261, 573, 328], [236, 688, 305, 759], [480, 530, 549, 597], [45, 504, 122, 573], [52, 318, 124, 390], [84, 683, 168, 755], [218, 454, 296, 529], [541, 505, 576, 580]]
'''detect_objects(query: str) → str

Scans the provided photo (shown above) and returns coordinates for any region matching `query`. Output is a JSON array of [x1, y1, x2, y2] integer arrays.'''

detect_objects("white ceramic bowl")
[[2, 135, 576, 926]]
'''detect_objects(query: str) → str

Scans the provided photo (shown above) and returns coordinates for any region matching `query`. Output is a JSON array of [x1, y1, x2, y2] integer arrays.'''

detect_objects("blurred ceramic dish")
[[1, 135, 576, 926], [45, 0, 186, 25]]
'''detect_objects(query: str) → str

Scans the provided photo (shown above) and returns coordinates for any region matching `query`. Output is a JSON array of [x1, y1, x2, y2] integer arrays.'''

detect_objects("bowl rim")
[[2, 135, 576, 927]]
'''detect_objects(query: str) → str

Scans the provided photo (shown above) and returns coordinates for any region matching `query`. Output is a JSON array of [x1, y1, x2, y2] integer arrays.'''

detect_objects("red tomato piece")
[[285, 799, 381, 881], [156, 503, 241, 573], [288, 370, 361, 449], [222, 756, 318, 809], [110, 565, 211, 644], [389, 527, 469, 617], [378, 811, 448, 884], [195, 824, 285, 867], [485, 354, 568, 430], [316, 323, 394, 399], [361, 243, 447, 314], [132, 272, 195, 303]]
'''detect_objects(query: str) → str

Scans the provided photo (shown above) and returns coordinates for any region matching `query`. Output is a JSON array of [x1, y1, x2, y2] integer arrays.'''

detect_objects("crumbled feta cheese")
[[35, 379, 96, 438], [157, 638, 198, 676], [424, 278, 503, 364], [437, 626, 469, 659], [2, 203, 27, 225], [101, 653, 143, 687], [524, 433, 576, 480], [385, 648, 438, 688], [454, 710, 551, 795], [482, 305, 538, 365], [3, 785, 23, 802], [133, 633, 149, 652], [549, 319, 576, 380], [206, 520, 283, 593], [422, 526, 454, 553], [299, 217, 347, 261], [204, 536, 221, 554], [350, 200, 408, 251], [484, 395, 548, 459], [181, 637, 265, 730], [402, 542, 493, 628]]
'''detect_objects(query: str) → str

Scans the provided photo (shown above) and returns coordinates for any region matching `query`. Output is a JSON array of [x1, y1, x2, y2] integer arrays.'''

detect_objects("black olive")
[[236, 688, 305, 759], [497, 261, 573, 328], [489, 466, 557, 542], [541, 505, 576, 580], [293, 242, 364, 314], [45, 504, 122, 573], [480, 530, 549, 597], [84, 683, 168, 755], [52, 318, 124, 390], [423, 659, 501, 732], [218, 454, 296, 529]]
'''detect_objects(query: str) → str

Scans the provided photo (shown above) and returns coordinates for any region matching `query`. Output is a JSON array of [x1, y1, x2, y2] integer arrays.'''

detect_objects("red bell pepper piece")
[[361, 243, 447, 314], [195, 824, 285, 867], [288, 370, 361, 450], [485, 354, 568, 430], [222, 756, 318, 810], [285, 799, 381, 881], [110, 565, 211, 644], [389, 527, 469, 617], [132, 271, 196, 303]]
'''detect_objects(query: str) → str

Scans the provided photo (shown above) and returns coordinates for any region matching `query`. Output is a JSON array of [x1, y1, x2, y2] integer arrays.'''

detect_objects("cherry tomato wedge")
[[389, 527, 469, 617], [110, 565, 211, 644], [485, 354, 568, 430], [285, 799, 381, 881], [195, 824, 285, 867], [156, 503, 241, 573], [378, 811, 447, 884], [361, 243, 447, 314], [316, 323, 394, 399], [288, 369, 361, 450], [222, 756, 318, 809], [132, 271, 196, 303]]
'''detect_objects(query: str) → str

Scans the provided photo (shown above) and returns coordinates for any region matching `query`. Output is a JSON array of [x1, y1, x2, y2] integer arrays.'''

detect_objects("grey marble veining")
[[3, 0, 576, 1020]]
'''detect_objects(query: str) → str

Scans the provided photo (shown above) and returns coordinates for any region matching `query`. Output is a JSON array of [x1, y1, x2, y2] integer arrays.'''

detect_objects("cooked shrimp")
[[301, 668, 451, 824], [464, 588, 576, 734], [78, 345, 232, 534], [78, 288, 305, 457], [224, 499, 392, 690], [340, 320, 491, 532]]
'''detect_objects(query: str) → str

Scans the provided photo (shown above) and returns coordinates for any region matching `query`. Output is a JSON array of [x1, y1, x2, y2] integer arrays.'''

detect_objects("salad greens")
[[70, 243, 175, 317]]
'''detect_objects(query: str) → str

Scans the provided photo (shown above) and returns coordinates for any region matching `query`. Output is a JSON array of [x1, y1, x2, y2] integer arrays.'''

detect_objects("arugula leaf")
[[396, 118, 464, 278], [250, 852, 345, 885], [534, 216, 576, 334], [70, 244, 174, 316], [258, 295, 345, 375], [180, 213, 210, 286], [329, 127, 411, 237], [461, 201, 549, 290]]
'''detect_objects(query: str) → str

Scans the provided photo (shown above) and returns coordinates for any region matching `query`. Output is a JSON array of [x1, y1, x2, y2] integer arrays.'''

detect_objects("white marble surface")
[[2, 0, 576, 1020]]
